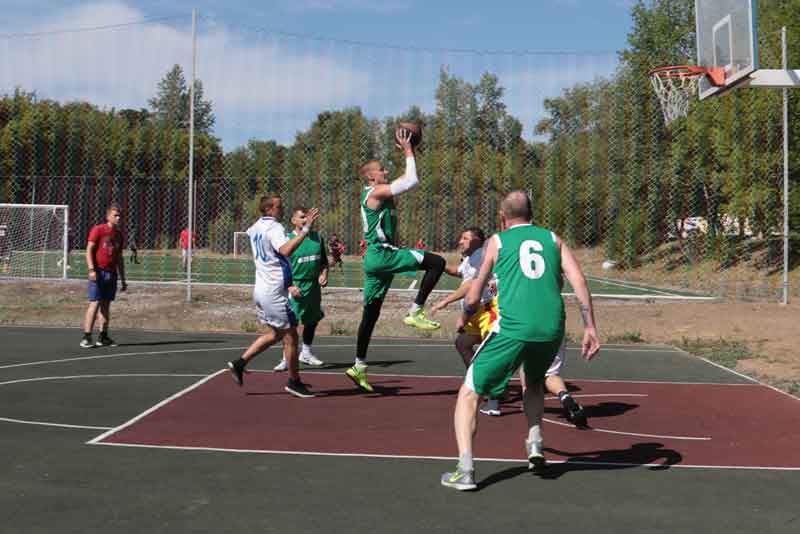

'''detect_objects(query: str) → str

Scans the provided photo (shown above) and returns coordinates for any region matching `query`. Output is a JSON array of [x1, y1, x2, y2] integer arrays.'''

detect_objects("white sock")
[[355, 357, 367, 369], [409, 302, 421, 314], [458, 452, 474, 472], [527, 425, 542, 445], [300, 343, 310, 354]]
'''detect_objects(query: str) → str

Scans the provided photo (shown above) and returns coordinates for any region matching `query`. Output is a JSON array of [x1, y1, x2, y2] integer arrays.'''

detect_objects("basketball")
[[397, 122, 422, 148]]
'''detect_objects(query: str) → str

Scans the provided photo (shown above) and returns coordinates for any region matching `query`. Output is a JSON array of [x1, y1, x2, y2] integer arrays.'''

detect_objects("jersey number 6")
[[519, 240, 545, 279]]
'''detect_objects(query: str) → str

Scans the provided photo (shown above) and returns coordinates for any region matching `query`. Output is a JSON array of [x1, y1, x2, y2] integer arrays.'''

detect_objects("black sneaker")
[[227, 360, 245, 387], [285, 378, 315, 398], [562, 395, 588, 428], [95, 334, 116, 347], [79, 336, 94, 349]]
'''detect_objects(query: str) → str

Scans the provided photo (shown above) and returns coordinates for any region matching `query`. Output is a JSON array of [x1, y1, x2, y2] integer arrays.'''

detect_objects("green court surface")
[[0, 326, 797, 534], [5, 250, 707, 298]]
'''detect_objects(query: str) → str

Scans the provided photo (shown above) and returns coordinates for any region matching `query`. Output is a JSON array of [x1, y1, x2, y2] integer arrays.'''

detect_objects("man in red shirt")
[[81, 204, 127, 348], [180, 227, 197, 270]]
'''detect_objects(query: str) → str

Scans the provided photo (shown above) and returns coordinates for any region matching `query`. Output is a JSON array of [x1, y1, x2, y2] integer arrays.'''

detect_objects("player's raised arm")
[[369, 128, 418, 202], [278, 208, 320, 258], [557, 235, 600, 360]]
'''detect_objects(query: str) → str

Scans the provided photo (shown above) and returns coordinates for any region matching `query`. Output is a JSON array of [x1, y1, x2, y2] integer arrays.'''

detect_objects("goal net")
[[232, 231, 251, 258], [0, 204, 69, 279]]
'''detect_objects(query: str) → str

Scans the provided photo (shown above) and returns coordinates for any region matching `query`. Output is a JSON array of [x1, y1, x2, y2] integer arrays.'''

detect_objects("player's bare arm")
[[443, 262, 461, 277], [432, 280, 471, 313], [278, 208, 320, 258], [118, 251, 127, 291], [318, 238, 329, 287], [464, 234, 498, 311], [557, 235, 600, 360], [366, 128, 416, 209], [86, 241, 97, 281]]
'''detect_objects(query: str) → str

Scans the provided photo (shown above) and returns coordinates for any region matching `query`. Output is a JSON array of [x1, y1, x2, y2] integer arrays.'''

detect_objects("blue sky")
[[1, 1, 637, 148]]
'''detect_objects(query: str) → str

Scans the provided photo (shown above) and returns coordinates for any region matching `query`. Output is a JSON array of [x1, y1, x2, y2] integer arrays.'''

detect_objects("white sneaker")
[[299, 351, 323, 366], [479, 398, 501, 416], [525, 438, 546, 472], [273, 358, 288, 372]]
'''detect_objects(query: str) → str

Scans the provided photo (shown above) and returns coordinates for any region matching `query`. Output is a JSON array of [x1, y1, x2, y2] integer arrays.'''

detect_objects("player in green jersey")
[[441, 190, 600, 491], [273, 206, 329, 371], [346, 128, 447, 393]]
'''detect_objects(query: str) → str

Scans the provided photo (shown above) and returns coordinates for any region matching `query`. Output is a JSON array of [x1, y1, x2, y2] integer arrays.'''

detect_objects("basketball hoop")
[[649, 65, 725, 125]]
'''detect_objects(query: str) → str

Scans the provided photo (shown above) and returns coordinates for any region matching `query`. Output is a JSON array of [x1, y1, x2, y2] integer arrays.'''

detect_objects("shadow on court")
[[478, 442, 683, 489], [114, 339, 228, 347]]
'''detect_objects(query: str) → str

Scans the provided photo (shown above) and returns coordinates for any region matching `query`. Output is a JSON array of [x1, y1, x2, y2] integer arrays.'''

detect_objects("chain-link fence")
[[0, 11, 796, 299]]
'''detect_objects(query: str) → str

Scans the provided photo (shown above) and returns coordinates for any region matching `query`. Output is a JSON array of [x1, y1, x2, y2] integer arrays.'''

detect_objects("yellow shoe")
[[345, 365, 374, 393], [403, 308, 441, 330]]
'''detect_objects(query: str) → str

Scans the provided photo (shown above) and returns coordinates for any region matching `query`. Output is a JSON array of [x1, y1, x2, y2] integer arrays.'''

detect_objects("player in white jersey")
[[432, 227, 502, 415], [227, 193, 320, 398]]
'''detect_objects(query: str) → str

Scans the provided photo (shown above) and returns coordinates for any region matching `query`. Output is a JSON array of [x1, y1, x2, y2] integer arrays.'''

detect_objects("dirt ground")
[[1, 279, 798, 394]]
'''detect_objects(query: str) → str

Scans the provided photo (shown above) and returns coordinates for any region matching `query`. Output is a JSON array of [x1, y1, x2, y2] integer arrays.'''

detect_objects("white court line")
[[542, 417, 711, 441], [584, 276, 679, 296], [0, 374, 207, 386], [87, 369, 226, 444], [676, 347, 800, 402], [87, 442, 800, 471], [0, 374, 208, 431], [279, 370, 758, 387], [0, 417, 112, 430], [0, 344, 445, 370]]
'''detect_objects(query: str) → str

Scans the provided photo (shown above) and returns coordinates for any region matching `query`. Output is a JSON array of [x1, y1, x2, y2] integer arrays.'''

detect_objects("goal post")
[[232, 231, 251, 258], [0, 203, 70, 280]]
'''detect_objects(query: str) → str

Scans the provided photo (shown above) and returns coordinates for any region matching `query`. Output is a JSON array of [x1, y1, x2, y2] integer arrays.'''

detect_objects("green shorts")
[[466, 332, 562, 398], [362, 245, 424, 304], [289, 278, 324, 325]]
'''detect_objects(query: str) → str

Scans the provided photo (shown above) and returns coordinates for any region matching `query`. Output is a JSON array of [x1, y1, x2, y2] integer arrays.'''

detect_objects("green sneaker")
[[345, 365, 374, 393], [440, 467, 477, 491], [403, 308, 441, 331]]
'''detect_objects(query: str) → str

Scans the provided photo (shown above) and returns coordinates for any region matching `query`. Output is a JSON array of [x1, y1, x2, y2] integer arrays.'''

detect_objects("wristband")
[[301, 225, 310, 234], [88, 268, 96, 272]]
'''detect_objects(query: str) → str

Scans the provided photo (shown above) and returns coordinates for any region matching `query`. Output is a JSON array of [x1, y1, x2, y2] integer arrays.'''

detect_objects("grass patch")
[[240, 320, 259, 333], [328, 321, 355, 336], [606, 331, 645, 344], [674, 337, 753, 369], [770, 380, 800, 397]]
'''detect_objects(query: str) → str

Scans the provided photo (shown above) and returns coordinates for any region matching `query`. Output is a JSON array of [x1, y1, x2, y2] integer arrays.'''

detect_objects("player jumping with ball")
[[346, 125, 447, 393]]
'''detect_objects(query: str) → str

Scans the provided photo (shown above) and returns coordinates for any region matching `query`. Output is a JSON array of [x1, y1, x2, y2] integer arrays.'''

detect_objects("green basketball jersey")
[[287, 230, 323, 281], [360, 186, 397, 246], [493, 224, 565, 342]]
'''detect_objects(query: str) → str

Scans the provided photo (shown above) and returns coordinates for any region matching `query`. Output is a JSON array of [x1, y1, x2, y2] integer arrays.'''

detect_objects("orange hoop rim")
[[649, 65, 725, 86]]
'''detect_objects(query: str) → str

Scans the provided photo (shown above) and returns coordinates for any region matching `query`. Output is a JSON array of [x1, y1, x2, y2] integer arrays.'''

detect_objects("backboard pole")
[[782, 26, 789, 305]]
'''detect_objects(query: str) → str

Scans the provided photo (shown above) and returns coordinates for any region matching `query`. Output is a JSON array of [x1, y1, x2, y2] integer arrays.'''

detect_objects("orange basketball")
[[397, 122, 422, 148]]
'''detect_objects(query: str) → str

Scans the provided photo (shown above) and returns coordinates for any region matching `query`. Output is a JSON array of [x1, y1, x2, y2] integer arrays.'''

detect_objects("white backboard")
[[695, 0, 758, 100]]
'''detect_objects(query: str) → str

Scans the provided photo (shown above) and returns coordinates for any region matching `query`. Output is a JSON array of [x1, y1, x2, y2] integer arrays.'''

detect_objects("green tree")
[[148, 64, 215, 133]]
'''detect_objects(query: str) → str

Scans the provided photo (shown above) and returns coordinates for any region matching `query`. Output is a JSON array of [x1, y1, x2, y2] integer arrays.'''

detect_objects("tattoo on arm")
[[580, 304, 591, 326]]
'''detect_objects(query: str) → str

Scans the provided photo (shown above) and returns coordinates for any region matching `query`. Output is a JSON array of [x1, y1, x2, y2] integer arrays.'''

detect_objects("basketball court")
[[1, 325, 798, 533]]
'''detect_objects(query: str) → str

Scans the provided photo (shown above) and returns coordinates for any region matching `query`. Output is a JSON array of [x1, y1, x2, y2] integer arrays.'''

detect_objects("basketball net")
[[649, 66, 710, 125]]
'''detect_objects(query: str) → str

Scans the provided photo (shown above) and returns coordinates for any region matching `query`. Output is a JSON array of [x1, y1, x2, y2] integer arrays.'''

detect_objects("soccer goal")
[[232, 231, 251, 258], [0, 204, 70, 279]]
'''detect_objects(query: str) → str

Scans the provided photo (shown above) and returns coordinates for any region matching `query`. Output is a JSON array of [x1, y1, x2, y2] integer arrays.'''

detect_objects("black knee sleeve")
[[356, 299, 384, 360], [415, 252, 446, 306]]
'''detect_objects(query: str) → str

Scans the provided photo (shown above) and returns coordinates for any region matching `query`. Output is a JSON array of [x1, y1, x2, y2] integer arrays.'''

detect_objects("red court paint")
[[96, 372, 800, 469]]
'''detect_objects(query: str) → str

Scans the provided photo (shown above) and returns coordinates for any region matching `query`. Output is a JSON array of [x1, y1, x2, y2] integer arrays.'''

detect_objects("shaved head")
[[501, 190, 532, 221]]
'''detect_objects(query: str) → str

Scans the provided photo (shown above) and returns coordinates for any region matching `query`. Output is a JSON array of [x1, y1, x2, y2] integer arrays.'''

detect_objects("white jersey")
[[247, 216, 292, 295], [457, 247, 495, 308]]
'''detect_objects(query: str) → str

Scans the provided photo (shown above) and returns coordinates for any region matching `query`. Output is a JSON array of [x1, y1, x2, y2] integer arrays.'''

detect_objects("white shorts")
[[181, 249, 194, 258], [253, 288, 297, 330], [545, 338, 567, 377]]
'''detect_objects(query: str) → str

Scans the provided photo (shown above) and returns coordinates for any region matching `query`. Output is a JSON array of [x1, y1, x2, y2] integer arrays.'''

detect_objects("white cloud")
[[1, 1, 619, 147]]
